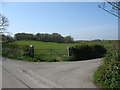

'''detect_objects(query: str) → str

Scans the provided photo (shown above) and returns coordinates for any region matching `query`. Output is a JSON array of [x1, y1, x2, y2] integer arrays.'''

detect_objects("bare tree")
[[98, 1, 120, 18], [0, 13, 9, 34]]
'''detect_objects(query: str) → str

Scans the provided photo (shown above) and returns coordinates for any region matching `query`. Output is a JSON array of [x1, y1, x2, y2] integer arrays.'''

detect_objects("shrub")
[[2, 42, 29, 60], [69, 44, 106, 60], [92, 45, 106, 58], [93, 41, 120, 88], [104, 50, 120, 63], [94, 60, 120, 88]]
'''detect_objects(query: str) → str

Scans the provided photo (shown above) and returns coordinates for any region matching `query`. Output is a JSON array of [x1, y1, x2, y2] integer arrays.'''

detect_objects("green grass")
[[11, 40, 112, 49], [10, 40, 112, 61]]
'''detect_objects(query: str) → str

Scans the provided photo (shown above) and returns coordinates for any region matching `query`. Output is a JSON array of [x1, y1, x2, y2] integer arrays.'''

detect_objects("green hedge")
[[93, 60, 120, 88], [93, 41, 120, 88], [2, 42, 29, 60], [92, 45, 107, 58], [69, 44, 106, 60]]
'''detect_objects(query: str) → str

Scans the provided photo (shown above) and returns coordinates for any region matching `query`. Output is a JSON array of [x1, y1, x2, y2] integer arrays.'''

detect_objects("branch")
[[0, 14, 9, 31], [98, 2, 120, 18], [108, 2, 120, 10], [102, 7, 120, 18]]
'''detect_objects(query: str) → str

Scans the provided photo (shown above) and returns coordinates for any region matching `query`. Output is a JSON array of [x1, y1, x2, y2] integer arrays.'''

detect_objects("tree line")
[[1, 33, 74, 43]]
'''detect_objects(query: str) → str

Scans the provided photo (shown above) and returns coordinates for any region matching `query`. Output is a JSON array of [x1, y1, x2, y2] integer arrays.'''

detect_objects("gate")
[[34, 48, 68, 61]]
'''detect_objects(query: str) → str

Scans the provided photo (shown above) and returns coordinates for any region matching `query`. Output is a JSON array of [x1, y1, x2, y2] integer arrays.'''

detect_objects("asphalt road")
[[1, 56, 102, 88]]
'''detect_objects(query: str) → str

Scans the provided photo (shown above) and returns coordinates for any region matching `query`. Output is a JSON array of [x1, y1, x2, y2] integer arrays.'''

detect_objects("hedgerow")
[[69, 44, 106, 61], [93, 41, 120, 88], [2, 42, 29, 60]]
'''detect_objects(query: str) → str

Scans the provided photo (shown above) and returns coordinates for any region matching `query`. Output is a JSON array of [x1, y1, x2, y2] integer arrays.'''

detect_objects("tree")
[[64, 36, 74, 43], [0, 13, 11, 42], [98, 1, 120, 18], [0, 13, 9, 33], [35, 33, 41, 41], [51, 33, 64, 43], [1, 34, 14, 42], [14, 32, 74, 43], [14, 33, 35, 41]]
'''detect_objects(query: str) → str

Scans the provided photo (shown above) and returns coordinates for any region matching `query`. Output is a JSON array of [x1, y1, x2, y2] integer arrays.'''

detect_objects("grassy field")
[[11, 40, 112, 61], [11, 40, 112, 50]]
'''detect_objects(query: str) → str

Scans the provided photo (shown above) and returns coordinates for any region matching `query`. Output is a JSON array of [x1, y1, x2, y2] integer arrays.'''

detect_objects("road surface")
[[1, 56, 102, 88]]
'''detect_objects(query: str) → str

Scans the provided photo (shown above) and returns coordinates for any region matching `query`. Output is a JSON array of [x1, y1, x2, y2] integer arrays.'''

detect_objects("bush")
[[73, 44, 93, 60], [104, 50, 120, 63], [93, 41, 120, 88], [2, 42, 29, 60], [94, 60, 120, 88], [92, 45, 106, 58], [69, 44, 106, 60]]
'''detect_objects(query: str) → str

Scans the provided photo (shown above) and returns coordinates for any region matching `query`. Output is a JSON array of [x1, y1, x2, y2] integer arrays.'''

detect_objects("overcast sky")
[[2, 2, 118, 40]]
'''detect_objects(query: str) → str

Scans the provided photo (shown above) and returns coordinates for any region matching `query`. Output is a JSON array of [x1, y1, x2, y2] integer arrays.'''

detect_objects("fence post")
[[29, 45, 34, 58], [67, 47, 73, 57]]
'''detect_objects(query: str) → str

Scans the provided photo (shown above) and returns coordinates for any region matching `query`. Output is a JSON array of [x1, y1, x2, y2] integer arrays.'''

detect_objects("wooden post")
[[29, 45, 34, 58], [67, 47, 73, 57]]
